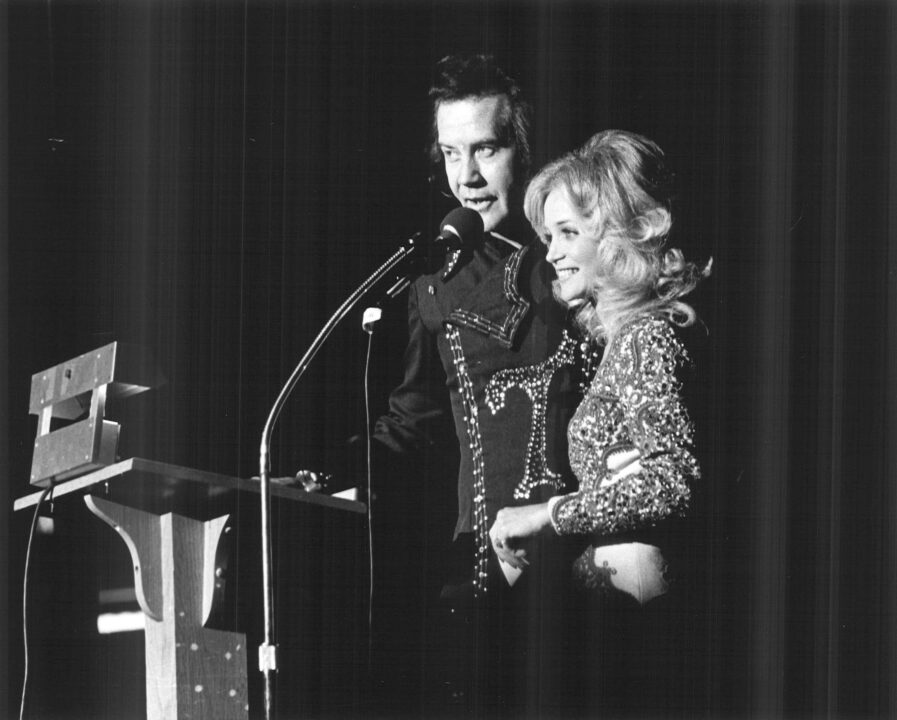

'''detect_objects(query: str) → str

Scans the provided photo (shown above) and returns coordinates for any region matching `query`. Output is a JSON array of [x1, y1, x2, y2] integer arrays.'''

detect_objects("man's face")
[[436, 95, 520, 235]]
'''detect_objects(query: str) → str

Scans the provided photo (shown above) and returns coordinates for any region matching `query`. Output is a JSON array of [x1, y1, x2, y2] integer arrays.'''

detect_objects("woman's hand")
[[489, 503, 552, 569]]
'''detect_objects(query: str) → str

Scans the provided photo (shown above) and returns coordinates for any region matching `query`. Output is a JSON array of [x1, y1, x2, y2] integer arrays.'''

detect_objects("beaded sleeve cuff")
[[547, 495, 566, 534]]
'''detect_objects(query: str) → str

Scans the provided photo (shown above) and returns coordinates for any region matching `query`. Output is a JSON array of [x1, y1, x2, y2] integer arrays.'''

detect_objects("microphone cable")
[[361, 307, 382, 661], [19, 483, 54, 720]]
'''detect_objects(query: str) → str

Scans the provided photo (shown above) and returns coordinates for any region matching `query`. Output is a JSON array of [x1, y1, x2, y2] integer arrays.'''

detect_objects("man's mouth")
[[464, 197, 494, 209]]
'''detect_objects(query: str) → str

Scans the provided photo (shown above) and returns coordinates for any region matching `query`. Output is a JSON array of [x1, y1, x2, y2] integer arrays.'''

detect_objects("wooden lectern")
[[16, 346, 366, 718], [15, 458, 366, 720]]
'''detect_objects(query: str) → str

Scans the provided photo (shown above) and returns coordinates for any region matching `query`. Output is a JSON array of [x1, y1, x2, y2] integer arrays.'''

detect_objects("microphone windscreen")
[[439, 207, 484, 248]]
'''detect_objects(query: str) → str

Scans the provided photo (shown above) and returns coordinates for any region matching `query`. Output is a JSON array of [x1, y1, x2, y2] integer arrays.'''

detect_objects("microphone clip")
[[442, 247, 469, 281]]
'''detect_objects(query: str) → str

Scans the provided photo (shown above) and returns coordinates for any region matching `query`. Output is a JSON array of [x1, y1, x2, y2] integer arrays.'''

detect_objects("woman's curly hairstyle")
[[524, 129, 711, 344]]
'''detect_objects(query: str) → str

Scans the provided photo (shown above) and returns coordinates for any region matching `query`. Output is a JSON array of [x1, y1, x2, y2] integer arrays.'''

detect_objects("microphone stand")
[[256, 232, 428, 720]]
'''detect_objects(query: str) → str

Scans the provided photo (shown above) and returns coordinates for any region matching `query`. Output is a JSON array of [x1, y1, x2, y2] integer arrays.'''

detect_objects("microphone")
[[382, 207, 485, 297], [434, 207, 484, 281], [433, 207, 484, 252]]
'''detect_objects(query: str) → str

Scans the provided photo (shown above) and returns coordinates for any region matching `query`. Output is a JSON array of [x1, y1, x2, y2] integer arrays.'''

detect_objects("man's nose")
[[459, 155, 481, 185]]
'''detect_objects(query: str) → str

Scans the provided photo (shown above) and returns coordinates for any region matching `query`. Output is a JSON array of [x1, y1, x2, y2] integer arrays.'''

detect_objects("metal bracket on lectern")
[[28, 342, 155, 487]]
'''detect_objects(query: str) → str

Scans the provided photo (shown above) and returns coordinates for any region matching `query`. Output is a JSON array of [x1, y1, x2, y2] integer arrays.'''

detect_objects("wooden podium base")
[[86, 496, 248, 720]]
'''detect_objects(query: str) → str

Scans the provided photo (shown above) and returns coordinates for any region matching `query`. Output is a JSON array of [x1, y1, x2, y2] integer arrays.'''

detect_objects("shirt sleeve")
[[550, 320, 699, 537], [373, 281, 452, 454]]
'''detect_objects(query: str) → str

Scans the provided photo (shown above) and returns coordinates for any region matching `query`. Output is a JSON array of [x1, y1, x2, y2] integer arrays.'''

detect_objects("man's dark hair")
[[428, 54, 533, 177]]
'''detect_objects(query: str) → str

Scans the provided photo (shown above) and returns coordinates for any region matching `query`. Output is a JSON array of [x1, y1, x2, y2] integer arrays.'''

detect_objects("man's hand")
[[489, 503, 552, 569]]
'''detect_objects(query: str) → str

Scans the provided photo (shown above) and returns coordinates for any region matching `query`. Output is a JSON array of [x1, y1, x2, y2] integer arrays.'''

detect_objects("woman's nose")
[[546, 239, 561, 262]]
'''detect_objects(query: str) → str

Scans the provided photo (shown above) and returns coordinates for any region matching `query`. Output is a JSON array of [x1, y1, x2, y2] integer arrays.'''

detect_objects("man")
[[371, 54, 593, 716]]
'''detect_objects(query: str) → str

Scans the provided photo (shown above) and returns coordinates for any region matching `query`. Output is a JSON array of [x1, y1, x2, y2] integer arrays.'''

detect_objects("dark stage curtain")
[[3, 1, 897, 718]]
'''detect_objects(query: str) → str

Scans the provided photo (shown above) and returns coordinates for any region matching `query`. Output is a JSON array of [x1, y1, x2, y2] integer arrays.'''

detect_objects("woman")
[[489, 129, 711, 714], [490, 128, 708, 581]]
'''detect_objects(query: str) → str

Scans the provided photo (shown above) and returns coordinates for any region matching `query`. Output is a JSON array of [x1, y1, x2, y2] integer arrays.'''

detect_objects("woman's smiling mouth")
[[555, 267, 579, 280]]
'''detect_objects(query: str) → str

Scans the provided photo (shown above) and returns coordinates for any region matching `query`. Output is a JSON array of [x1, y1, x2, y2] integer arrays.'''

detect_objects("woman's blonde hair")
[[524, 129, 710, 344]]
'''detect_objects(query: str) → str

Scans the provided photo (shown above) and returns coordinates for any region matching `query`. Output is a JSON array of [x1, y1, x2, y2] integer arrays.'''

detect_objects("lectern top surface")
[[13, 457, 366, 516]]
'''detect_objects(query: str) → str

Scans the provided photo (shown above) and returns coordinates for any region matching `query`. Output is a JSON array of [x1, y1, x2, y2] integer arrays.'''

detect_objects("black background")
[[3, 1, 897, 718]]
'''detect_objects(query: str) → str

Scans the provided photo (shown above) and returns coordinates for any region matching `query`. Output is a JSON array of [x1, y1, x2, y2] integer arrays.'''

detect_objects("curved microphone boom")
[[255, 207, 483, 720]]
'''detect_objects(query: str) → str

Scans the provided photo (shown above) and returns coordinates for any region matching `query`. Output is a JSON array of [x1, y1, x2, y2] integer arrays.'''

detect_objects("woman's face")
[[542, 187, 603, 307]]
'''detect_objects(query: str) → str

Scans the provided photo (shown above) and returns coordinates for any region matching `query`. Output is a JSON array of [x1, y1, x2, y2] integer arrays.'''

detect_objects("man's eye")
[[441, 148, 459, 161], [476, 146, 496, 158]]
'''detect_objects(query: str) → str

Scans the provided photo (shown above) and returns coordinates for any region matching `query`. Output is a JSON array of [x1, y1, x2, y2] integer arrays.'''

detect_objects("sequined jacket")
[[374, 234, 591, 590], [550, 315, 700, 539]]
